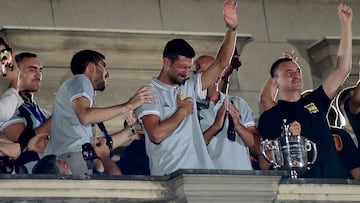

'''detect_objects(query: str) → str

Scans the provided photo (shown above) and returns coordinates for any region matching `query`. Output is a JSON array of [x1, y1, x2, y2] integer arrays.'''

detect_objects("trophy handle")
[[305, 140, 318, 165], [260, 139, 280, 168]]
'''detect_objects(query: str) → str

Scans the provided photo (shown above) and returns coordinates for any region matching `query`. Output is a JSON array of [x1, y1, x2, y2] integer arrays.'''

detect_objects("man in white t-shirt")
[[135, 0, 239, 176], [194, 55, 261, 170]]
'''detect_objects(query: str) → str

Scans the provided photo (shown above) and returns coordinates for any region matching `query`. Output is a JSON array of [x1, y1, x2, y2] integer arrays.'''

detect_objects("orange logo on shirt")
[[332, 133, 343, 152]]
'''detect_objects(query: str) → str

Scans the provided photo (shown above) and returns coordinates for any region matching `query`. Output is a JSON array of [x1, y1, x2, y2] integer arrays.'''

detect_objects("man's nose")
[[292, 72, 301, 78], [35, 70, 42, 80]]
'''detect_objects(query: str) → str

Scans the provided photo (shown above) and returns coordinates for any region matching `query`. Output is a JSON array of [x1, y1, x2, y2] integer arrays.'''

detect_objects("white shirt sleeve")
[[0, 88, 24, 122]]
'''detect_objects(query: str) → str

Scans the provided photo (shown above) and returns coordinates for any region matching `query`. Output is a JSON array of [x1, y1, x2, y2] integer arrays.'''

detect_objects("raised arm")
[[259, 76, 278, 112], [202, 101, 227, 145], [201, 0, 238, 90], [323, 3, 352, 99], [219, 53, 241, 93]]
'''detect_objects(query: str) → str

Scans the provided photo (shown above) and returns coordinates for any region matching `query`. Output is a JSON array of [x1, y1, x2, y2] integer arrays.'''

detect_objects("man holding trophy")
[[258, 3, 352, 179]]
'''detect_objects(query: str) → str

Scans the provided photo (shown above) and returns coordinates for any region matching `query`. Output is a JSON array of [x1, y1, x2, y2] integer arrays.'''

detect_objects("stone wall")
[[0, 0, 359, 132]]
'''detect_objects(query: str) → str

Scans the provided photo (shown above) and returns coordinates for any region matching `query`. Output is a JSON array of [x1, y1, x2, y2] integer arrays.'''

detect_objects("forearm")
[[216, 30, 237, 69], [77, 104, 132, 125], [203, 123, 222, 145], [101, 157, 121, 175], [323, 22, 352, 99], [110, 127, 134, 149], [202, 30, 237, 89], [258, 153, 272, 170], [259, 76, 278, 112], [146, 110, 187, 144], [34, 116, 51, 135], [234, 123, 256, 150], [336, 22, 352, 75]]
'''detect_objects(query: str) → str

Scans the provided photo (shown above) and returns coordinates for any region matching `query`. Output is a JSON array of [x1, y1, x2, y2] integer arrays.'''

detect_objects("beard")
[[21, 84, 40, 93], [169, 74, 188, 85], [94, 81, 106, 91]]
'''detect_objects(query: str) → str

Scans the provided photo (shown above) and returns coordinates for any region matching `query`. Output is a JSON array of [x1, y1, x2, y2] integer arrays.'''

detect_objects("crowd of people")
[[0, 0, 358, 180]]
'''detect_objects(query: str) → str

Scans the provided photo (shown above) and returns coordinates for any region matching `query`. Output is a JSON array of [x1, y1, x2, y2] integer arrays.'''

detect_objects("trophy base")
[[290, 170, 298, 179]]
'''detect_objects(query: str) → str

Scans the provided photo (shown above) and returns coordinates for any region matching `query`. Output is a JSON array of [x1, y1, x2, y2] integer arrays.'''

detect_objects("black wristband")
[[226, 24, 237, 32], [130, 125, 136, 135], [105, 136, 113, 158]]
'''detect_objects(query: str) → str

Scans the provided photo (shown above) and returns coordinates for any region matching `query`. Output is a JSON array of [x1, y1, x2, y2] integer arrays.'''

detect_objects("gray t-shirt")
[[45, 74, 95, 156], [0, 87, 23, 124], [198, 92, 255, 170], [136, 74, 215, 176]]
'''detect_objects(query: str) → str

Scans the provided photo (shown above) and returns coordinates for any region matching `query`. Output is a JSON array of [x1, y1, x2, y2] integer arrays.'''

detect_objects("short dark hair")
[[32, 155, 61, 175], [70, 50, 105, 75], [0, 37, 11, 51], [15, 52, 37, 66], [163, 39, 195, 61], [270, 58, 293, 78]]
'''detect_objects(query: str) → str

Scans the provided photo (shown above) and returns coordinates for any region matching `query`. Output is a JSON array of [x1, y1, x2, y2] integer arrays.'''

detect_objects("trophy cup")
[[260, 119, 318, 179]]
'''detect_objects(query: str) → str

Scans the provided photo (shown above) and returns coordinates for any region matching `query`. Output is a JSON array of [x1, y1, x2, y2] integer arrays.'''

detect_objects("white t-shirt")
[[0, 87, 23, 124], [136, 74, 215, 175], [45, 74, 95, 156], [198, 92, 255, 170]]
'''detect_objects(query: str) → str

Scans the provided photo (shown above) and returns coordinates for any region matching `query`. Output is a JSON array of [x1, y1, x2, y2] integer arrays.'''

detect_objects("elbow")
[[148, 130, 166, 145], [149, 135, 163, 145], [248, 142, 258, 154], [259, 95, 267, 110], [78, 115, 92, 125]]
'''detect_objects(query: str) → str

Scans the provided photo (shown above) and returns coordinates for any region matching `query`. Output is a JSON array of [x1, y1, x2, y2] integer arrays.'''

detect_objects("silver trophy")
[[260, 119, 318, 179]]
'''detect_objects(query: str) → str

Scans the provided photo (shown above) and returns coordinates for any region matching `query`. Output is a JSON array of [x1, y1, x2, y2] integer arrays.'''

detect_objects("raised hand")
[[228, 101, 241, 126], [282, 49, 298, 61], [223, 0, 238, 29], [337, 3, 352, 26]]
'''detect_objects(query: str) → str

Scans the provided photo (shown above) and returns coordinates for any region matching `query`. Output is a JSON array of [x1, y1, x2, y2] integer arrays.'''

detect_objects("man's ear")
[[163, 58, 171, 70], [272, 77, 279, 89], [86, 62, 95, 73]]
